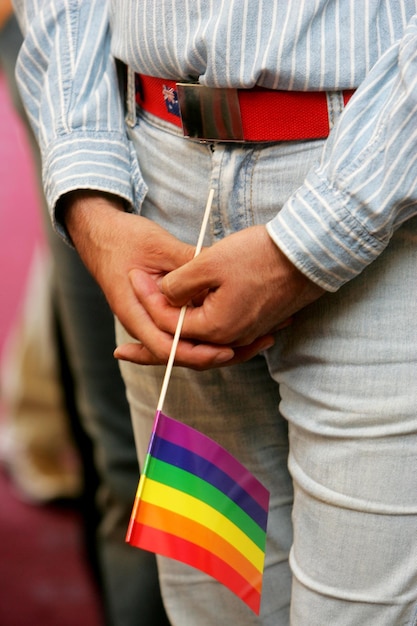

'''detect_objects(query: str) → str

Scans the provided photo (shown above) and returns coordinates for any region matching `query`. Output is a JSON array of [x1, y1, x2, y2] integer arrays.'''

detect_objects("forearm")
[[57, 190, 126, 250]]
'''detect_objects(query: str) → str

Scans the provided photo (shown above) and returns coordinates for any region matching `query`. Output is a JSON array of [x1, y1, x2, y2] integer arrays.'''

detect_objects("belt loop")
[[326, 91, 345, 130], [125, 66, 137, 128]]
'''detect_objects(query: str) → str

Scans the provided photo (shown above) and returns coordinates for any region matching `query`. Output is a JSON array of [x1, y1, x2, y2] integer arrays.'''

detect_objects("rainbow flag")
[[126, 411, 270, 614]]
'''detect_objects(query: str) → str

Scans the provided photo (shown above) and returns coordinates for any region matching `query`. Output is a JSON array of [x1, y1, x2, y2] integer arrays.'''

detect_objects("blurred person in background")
[[0, 0, 83, 508], [0, 4, 169, 625]]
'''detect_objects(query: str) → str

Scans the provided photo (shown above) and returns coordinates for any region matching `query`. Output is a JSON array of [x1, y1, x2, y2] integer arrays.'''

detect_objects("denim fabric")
[[271, 222, 417, 625], [116, 108, 417, 625]]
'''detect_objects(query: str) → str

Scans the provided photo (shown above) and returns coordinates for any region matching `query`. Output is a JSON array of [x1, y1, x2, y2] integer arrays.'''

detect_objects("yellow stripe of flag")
[[140, 477, 265, 572]]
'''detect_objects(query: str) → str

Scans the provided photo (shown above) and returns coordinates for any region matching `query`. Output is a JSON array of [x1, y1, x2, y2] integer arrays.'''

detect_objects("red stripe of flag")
[[129, 521, 262, 615]]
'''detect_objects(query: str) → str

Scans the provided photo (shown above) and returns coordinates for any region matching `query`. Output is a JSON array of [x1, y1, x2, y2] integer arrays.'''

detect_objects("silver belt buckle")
[[176, 83, 244, 142]]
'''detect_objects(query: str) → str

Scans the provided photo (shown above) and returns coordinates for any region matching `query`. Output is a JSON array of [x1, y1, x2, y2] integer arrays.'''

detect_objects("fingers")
[[114, 340, 235, 370], [132, 264, 242, 344], [161, 252, 217, 306], [114, 334, 275, 370], [129, 268, 186, 334], [116, 269, 231, 367], [125, 269, 279, 368], [131, 264, 265, 346]]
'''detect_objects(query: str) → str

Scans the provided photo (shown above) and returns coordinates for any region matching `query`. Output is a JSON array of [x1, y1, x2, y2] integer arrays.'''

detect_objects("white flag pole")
[[156, 188, 214, 413]]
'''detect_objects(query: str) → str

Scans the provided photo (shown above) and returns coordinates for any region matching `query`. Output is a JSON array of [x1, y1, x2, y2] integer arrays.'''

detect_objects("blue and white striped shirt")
[[12, 1, 417, 290]]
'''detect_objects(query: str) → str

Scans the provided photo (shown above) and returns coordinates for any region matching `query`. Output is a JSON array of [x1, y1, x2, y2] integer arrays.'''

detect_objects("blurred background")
[[0, 5, 105, 625]]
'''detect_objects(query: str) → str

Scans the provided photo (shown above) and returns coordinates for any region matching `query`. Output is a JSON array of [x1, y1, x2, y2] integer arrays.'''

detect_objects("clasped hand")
[[63, 192, 324, 370]]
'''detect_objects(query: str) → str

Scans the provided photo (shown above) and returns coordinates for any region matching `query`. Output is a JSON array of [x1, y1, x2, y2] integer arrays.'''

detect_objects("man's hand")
[[61, 191, 238, 368], [125, 224, 325, 365], [63, 194, 324, 369]]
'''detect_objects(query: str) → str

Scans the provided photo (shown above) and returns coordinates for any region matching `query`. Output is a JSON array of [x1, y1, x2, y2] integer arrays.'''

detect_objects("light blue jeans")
[[116, 107, 417, 625]]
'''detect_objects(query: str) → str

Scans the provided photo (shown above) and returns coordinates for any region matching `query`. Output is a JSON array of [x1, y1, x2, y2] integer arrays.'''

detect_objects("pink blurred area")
[[0, 69, 44, 357], [0, 69, 104, 626]]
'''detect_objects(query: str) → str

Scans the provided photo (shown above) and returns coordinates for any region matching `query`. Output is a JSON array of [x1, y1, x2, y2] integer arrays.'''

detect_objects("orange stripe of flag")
[[128, 520, 262, 614]]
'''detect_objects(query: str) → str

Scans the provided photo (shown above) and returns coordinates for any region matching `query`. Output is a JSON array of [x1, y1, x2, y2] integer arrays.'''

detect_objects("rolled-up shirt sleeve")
[[268, 13, 417, 292], [12, 0, 145, 239]]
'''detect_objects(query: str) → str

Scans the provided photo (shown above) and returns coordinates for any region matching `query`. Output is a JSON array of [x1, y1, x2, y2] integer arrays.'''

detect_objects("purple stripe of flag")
[[151, 434, 268, 531], [153, 412, 269, 513]]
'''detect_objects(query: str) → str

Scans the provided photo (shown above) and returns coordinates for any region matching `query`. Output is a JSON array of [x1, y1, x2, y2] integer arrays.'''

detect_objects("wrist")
[[57, 190, 126, 244]]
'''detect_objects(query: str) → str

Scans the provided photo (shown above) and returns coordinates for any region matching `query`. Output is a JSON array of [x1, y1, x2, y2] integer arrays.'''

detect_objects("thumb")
[[161, 253, 217, 306]]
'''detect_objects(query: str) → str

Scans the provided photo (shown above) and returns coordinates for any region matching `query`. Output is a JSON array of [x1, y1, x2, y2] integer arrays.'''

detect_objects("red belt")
[[135, 74, 354, 143]]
